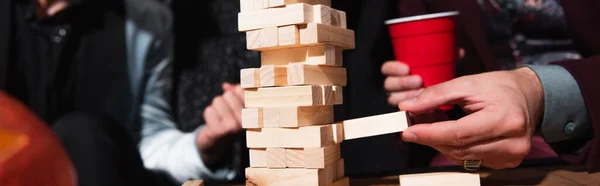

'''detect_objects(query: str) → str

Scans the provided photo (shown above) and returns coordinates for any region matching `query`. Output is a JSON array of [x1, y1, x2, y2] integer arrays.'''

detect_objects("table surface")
[[225, 164, 600, 186]]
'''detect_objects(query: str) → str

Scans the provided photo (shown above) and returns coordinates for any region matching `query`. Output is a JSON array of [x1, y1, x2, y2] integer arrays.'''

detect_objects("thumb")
[[398, 78, 469, 114]]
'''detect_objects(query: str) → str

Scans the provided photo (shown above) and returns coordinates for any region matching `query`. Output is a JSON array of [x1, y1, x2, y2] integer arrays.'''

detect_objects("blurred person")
[[382, 0, 599, 170], [0, 0, 247, 185]]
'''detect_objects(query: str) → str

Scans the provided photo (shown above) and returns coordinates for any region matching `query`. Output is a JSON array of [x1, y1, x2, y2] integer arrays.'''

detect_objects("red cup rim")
[[384, 11, 459, 25]]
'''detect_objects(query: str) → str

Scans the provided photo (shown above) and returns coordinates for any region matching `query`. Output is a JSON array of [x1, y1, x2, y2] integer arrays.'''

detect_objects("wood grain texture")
[[262, 106, 334, 128], [285, 148, 305, 168], [246, 165, 337, 186], [278, 25, 300, 46], [261, 45, 342, 66], [313, 5, 332, 26], [399, 172, 480, 186], [287, 63, 347, 86], [331, 123, 344, 144], [269, 0, 331, 8], [335, 159, 345, 180], [332, 86, 343, 105], [249, 148, 267, 167], [242, 108, 263, 129], [332, 10, 346, 29], [300, 23, 355, 49], [260, 65, 288, 87], [304, 144, 340, 169], [238, 3, 313, 31], [246, 27, 278, 50], [246, 125, 334, 148], [342, 111, 410, 140], [266, 148, 286, 168], [244, 85, 339, 108], [240, 68, 260, 88]]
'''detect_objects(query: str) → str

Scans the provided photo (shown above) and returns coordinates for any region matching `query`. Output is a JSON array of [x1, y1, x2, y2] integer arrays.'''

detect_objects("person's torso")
[[478, 0, 582, 69], [6, 0, 131, 125]]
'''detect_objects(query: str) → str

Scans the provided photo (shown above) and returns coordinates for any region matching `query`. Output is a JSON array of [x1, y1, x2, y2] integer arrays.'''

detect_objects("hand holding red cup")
[[383, 11, 459, 110]]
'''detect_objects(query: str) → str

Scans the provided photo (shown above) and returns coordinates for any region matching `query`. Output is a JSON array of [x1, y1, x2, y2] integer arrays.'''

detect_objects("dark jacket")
[[399, 0, 600, 171]]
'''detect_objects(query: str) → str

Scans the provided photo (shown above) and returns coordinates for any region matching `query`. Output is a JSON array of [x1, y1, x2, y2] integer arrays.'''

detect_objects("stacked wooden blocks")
[[239, 0, 351, 185]]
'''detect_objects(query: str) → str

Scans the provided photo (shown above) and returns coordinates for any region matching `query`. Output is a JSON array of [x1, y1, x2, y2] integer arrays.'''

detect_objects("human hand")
[[398, 67, 544, 170], [381, 61, 424, 105], [36, 0, 69, 18], [197, 83, 244, 165]]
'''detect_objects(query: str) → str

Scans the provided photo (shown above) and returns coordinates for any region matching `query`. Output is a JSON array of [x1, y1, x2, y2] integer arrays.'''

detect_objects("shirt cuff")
[[189, 126, 241, 181], [524, 65, 590, 143]]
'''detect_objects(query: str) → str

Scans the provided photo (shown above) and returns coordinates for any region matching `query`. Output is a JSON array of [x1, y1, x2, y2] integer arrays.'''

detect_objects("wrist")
[[513, 67, 545, 132], [196, 130, 232, 167]]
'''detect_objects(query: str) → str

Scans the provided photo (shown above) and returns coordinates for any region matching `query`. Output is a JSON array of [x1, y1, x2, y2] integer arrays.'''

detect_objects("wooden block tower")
[[238, 0, 351, 185]]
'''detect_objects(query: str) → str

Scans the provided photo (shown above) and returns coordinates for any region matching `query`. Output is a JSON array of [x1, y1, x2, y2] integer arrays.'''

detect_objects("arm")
[[124, 1, 241, 183]]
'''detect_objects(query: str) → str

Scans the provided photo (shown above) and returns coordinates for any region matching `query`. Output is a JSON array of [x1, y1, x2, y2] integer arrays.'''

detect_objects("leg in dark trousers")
[[52, 112, 174, 186]]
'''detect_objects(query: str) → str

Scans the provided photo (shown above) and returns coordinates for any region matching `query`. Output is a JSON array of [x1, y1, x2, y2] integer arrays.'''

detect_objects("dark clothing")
[[1, 0, 132, 132], [399, 0, 600, 171], [0, 0, 177, 185], [53, 113, 173, 186]]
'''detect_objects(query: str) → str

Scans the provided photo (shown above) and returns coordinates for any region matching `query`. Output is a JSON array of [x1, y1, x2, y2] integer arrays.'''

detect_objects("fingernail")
[[402, 131, 417, 142]]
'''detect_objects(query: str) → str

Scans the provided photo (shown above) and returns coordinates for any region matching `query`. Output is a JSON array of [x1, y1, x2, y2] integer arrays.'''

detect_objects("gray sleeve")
[[525, 65, 591, 143], [137, 58, 241, 183], [124, 2, 242, 182]]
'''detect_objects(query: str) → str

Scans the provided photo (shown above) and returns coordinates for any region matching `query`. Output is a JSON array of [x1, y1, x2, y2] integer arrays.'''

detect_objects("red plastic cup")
[[385, 11, 459, 110]]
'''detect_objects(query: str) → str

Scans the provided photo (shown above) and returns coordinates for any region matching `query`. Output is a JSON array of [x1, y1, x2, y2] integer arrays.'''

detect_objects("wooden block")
[[262, 106, 333, 128], [242, 108, 263, 129], [399, 172, 481, 186], [182, 180, 205, 186], [332, 10, 347, 29], [332, 86, 343, 105], [267, 148, 286, 168], [254, 0, 269, 10], [245, 85, 340, 108], [304, 144, 340, 169], [260, 65, 287, 87], [240, 0, 255, 12], [278, 25, 300, 46], [322, 85, 336, 105], [269, 0, 331, 8], [313, 5, 332, 26], [246, 125, 334, 148], [241, 68, 260, 88], [238, 3, 313, 31], [335, 159, 345, 179], [300, 23, 355, 49], [246, 27, 278, 50], [287, 63, 347, 86], [328, 177, 350, 186], [246, 164, 336, 186], [307, 45, 343, 66], [331, 123, 344, 143], [261, 45, 342, 66], [249, 148, 267, 167], [285, 148, 305, 168], [342, 111, 410, 140]]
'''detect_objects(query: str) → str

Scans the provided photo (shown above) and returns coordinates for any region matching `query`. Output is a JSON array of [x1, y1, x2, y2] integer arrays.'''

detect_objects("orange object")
[[0, 91, 77, 186]]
